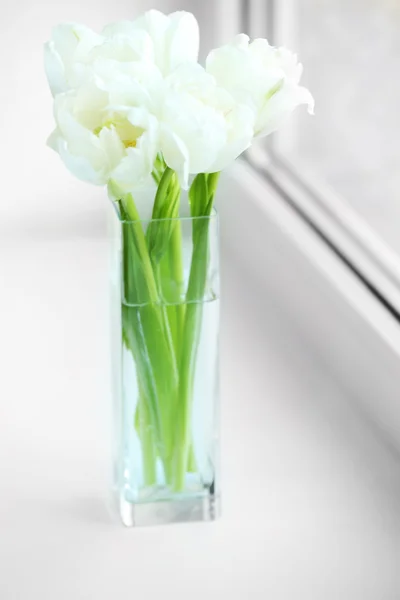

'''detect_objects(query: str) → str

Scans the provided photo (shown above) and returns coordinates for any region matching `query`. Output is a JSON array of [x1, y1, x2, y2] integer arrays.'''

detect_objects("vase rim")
[[113, 204, 218, 225]]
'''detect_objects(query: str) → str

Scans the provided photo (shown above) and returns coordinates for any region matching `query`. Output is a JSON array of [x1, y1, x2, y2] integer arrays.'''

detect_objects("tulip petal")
[[207, 34, 314, 141], [44, 41, 67, 96], [256, 83, 315, 137], [50, 131, 105, 184], [45, 23, 104, 93], [210, 104, 255, 171], [167, 11, 200, 71], [160, 125, 190, 189], [132, 10, 199, 75]]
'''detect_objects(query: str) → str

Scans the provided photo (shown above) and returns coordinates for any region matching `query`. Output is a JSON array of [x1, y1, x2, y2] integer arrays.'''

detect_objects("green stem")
[[173, 218, 211, 491], [170, 221, 199, 474], [170, 222, 185, 349], [111, 172, 219, 493], [116, 189, 179, 483], [122, 195, 159, 303], [138, 387, 157, 487], [172, 173, 220, 491], [173, 301, 204, 490], [122, 305, 163, 460], [153, 261, 177, 373]]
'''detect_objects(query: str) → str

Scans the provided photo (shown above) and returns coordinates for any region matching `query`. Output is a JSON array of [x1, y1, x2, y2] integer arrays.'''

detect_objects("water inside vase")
[[119, 296, 219, 504]]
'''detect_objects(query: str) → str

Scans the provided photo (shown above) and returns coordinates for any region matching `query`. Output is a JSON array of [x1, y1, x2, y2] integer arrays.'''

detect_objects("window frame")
[[212, 0, 400, 449], [234, 0, 400, 319]]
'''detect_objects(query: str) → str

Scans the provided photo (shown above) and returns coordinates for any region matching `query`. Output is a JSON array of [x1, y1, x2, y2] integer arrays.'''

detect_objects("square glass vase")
[[109, 205, 220, 527]]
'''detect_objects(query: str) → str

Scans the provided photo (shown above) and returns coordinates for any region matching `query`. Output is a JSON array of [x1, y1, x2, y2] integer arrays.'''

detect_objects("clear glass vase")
[[109, 205, 220, 527]]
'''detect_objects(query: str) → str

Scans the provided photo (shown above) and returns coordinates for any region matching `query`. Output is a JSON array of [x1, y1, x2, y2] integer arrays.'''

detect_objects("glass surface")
[[109, 207, 220, 527], [261, 0, 400, 257]]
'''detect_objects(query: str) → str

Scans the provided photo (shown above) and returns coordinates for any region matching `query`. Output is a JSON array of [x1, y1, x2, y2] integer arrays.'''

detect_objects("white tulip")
[[44, 11, 199, 98], [44, 23, 104, 96], [206, 34, 314, 138], [48, 78, 159, 191], [45, 13, 314, 194], [103, 10, 200, 76], [92, 59, 163, 114], [158, 64, 255, 188], [44, 21, 156, 97]]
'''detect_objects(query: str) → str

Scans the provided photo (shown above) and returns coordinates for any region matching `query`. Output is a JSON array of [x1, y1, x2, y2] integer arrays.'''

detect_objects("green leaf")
[[147, 168, 181, 266], [206, 172, 221, 213], [189, 173, 208, 218]]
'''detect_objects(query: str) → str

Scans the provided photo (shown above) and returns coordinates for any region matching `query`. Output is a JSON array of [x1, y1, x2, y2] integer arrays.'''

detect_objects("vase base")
[[119, 493, 220, 528]]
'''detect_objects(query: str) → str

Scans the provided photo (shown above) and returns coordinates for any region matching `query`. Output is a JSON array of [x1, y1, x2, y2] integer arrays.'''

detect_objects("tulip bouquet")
[[45, 10, 313, 525]]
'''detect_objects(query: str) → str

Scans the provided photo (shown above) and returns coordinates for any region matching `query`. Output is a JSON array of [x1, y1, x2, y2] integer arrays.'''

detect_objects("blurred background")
[[285, 0, 400, 253], [1, 0, 400, 598]]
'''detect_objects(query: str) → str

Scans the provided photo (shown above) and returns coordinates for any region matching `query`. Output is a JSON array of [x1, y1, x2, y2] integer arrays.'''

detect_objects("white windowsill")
[[0, 163, 399, 595]]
